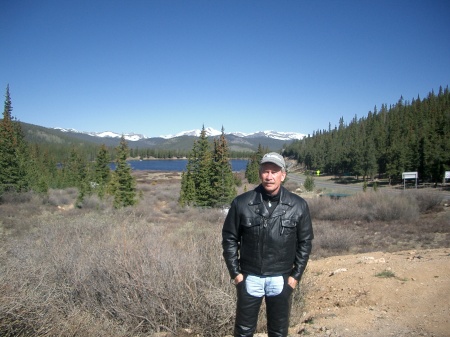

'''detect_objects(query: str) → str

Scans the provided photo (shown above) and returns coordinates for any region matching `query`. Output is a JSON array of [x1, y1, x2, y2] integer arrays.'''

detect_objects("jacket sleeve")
[[290, 199, 314, 281], [222, 199, 241, 279]]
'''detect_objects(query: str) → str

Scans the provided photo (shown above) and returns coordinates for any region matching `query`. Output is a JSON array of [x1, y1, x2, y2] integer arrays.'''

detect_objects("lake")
[[110, 159, 249, 172]]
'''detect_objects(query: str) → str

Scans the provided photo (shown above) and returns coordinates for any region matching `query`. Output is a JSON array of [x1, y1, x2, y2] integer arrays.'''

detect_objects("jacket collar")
[[248, 185, 294, 217]]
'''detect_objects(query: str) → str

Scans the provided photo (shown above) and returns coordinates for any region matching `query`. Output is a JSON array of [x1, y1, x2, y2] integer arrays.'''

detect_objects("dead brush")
[[312, 221, 360, 257], [1, 180, 448, 337], [0, 204, 239, 336], [308, 191, 420, 223]]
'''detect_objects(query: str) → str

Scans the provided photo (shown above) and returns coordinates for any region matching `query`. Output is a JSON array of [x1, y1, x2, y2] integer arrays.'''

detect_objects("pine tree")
[[179, 125, 237, 207], [27, 144, 57, 193], [0, 85, 29, 193], [211, 126, 236, 207], [245, 144, 264, 184], [179, 162, 196, 206], [111, 136, 137, 208], [62, 147, 85, 187], [179, 143, 198, 206], [94, 144, 111, 198], [193, 126, 213, 206]]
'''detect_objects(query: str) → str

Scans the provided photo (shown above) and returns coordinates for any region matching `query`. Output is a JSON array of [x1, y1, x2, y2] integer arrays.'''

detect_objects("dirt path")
[[291, 248, 450, 336]]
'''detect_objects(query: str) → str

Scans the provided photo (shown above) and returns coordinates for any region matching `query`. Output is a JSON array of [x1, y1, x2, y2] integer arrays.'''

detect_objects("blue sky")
[[1, 0, 449, 137]]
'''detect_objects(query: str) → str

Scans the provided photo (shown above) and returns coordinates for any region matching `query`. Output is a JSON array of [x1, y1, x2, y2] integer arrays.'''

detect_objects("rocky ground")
[[287, 248, 450, 337]]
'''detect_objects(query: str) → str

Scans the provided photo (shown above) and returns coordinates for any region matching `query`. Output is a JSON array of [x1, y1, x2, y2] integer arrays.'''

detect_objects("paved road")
[[287, 172, 450, 202]]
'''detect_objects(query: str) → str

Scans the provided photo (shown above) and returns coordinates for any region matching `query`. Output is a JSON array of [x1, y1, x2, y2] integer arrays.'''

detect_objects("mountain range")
[[22, 122, 306, 153], [54, 127, 305, 142]]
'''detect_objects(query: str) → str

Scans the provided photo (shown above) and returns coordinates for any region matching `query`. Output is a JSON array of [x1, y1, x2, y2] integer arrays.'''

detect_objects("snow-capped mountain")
[[164, 128, 306, 140], [54, 127, 305, 142], [54, 128, 148, 142], [160, 127, 222, 139], [239, 131, 305, 141]]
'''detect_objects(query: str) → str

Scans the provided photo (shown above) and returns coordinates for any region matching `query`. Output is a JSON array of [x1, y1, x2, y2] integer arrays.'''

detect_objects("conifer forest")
[[284, 86, 450, 184]]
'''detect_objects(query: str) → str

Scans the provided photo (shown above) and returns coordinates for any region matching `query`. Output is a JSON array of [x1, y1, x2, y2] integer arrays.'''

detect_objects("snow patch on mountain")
[[245, 131, 305, 141], [55, 127, 305, 141], [54, 127, 147, 142], [161, 127, 222, 139], [160, 128, 305, 140]]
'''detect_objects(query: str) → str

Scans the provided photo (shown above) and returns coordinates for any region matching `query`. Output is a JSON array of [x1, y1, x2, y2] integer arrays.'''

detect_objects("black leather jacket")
[[222, 185, 314, 281]]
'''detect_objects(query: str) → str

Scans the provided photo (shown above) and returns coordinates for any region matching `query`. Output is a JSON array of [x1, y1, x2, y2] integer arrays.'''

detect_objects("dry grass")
[[0, 172, 448, 336]]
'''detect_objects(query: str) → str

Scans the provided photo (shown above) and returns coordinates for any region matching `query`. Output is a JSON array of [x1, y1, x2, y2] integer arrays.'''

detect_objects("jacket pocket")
[[241, 217, 262, 233], [240, 217, 262, 258], [280, 219, 296, 235]]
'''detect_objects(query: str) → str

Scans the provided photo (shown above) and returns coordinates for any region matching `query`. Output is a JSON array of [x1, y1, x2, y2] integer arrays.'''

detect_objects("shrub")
[[308, 191, 419, 223], [303, 173, 315, 192], [47, 188, 77, 206], [375, 270, 396, 278], [311, 221, 359, 258], [283, 179, 300, 193], [406, 190, 444, 213], [0, 191, 34, 204]]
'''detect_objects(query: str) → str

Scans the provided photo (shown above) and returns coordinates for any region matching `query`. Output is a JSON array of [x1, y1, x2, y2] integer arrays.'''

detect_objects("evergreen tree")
[[60, 147, 91, 206], [63, 147, 87, 187], [0, 85, 29, 193], [179, 125, 238, 207], [179, 142, 199, 206], [211, 126, 236, 207], [179, 160, 196, 206], [193, 126, 213, 206], [27, 144, 50, 193], [303, 171, 315, 192], [94, 144, 111, 198], [111, 136, 137, 208], [245, 144, 265, 184]]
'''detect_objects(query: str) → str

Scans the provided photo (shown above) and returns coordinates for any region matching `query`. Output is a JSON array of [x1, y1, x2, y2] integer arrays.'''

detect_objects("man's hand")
[[234, 273, 244, 285], [287, 276, 298, 289]]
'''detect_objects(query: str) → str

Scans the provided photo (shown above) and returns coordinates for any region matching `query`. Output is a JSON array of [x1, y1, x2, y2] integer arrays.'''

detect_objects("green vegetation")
[[375, 270, 396, 278], [0, 86, 138, 208], [0, 85, 29, 193], [110, 136, 137, 208], [303, 171, 315, 192], [285, 86, 450, 183], [245, 144, 267, 184], [179, 126, 236, 207]]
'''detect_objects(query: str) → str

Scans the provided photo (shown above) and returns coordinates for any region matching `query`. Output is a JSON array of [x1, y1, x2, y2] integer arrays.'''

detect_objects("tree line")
[[0, 85, 137, 208], [128, 147, 251, 160], [284, 86, 450, 184]]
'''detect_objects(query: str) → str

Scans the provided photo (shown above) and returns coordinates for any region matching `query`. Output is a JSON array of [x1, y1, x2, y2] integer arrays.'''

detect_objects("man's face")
[[259, 162, 286, 195]]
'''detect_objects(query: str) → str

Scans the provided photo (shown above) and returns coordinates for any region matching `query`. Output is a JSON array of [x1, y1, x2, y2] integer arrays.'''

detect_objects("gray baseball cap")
[[260, 152, 286, 170]]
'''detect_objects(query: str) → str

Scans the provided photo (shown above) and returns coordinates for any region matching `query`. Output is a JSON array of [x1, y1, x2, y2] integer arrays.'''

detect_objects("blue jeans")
[[234, 274, 294, 337]]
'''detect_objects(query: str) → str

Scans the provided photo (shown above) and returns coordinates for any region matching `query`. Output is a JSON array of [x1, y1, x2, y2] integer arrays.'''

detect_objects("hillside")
[[19, 122, 294, 153]]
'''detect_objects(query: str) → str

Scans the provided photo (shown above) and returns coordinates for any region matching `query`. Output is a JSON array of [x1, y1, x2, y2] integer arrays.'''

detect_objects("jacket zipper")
[[260, 217, 268, 273]]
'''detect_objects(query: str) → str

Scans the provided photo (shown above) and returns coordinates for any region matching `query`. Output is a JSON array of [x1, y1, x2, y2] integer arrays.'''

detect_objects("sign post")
[[402, 172, 418, 189], [444, 171, 450, 187]]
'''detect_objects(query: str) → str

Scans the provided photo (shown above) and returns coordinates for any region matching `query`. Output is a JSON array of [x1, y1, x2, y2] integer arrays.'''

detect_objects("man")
[[222, 152, 314, 337]]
